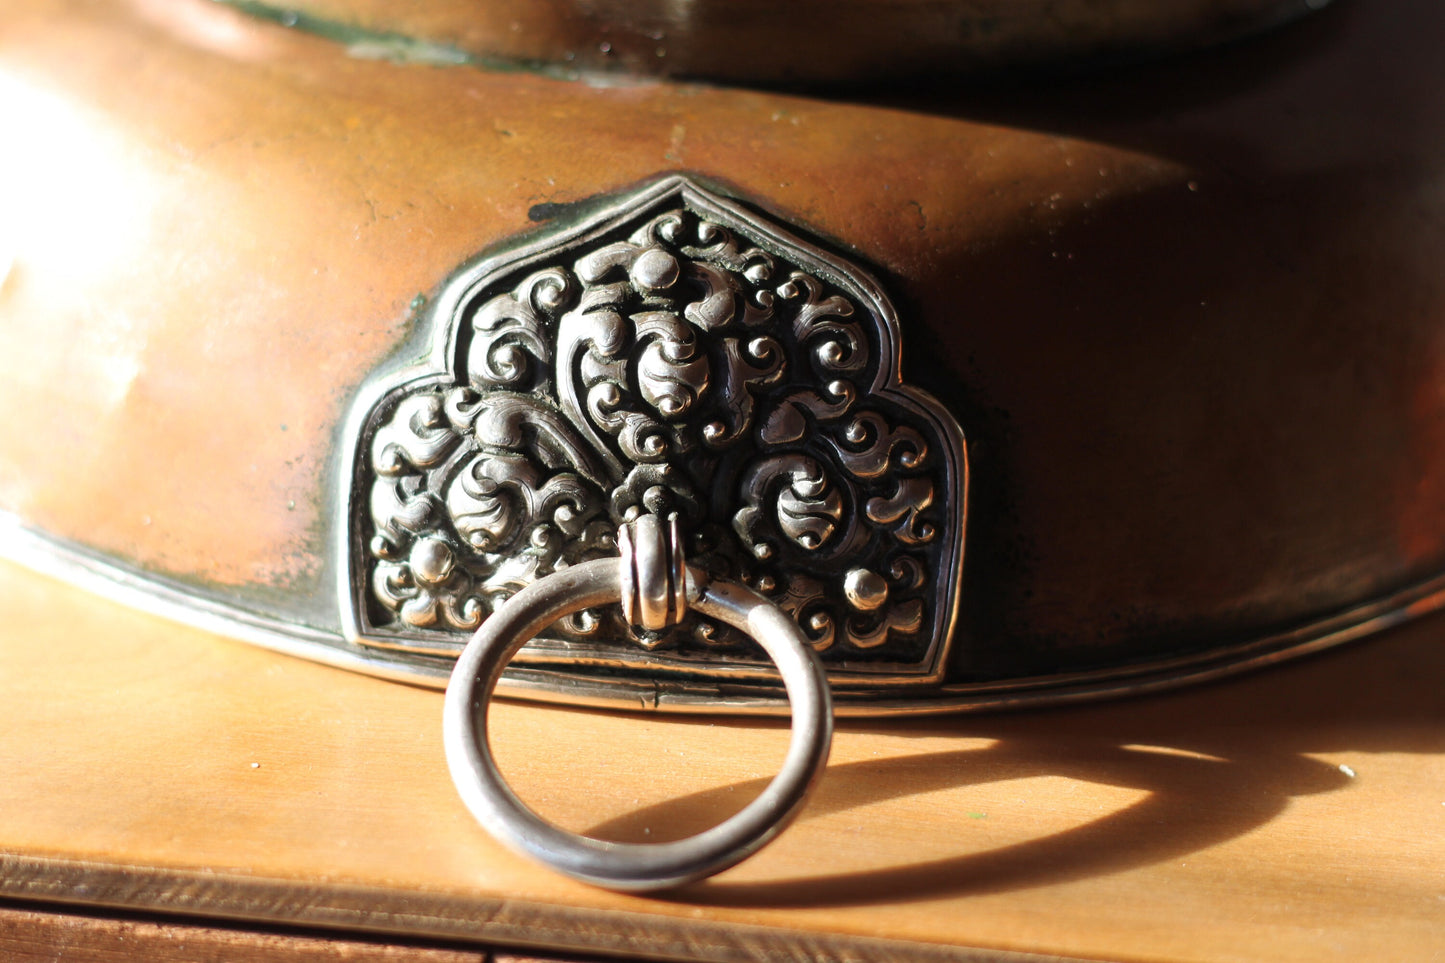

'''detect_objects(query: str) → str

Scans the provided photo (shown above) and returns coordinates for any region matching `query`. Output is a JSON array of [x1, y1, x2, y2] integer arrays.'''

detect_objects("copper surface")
[[1, 0, 1443, 695], [211, 0, 1331, 85]]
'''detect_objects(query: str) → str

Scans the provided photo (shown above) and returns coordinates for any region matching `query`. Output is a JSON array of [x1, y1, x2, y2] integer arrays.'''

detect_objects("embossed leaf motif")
[[775, 458, 843, 551], [351, 179, 964, 679]]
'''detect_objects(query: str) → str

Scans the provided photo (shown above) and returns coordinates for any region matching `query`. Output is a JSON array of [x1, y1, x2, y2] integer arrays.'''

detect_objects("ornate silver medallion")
[[341, 176, 967, 687]]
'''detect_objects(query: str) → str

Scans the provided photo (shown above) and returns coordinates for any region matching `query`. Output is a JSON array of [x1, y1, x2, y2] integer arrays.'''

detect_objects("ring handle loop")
[[442, 555, 833, 892]]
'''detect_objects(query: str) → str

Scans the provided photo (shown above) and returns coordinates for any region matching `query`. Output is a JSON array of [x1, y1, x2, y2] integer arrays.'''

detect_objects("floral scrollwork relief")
[[347, 177, 966, 683]]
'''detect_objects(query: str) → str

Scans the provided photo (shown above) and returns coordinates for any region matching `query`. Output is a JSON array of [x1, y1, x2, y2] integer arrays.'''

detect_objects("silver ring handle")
[[442, 554, 833, 892]]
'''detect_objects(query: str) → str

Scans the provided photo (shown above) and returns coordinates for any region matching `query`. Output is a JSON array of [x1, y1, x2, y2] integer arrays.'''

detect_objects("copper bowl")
[[1, 0, 1441, 713]]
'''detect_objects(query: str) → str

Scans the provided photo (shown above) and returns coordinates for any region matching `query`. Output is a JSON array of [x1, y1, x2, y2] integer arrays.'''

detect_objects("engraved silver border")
[[335, 175, 969, 688]]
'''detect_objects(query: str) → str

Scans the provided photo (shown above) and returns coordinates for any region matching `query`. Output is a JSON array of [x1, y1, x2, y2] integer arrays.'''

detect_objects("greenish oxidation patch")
[[967, 812, 988, 819], [401, 293, 430, 345], [528, 200, 585, 223], [343, 37, 470, 66], [211, 0, 583, 79]]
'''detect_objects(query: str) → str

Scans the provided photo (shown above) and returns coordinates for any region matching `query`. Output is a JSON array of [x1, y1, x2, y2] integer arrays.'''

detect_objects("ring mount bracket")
[[340, 175, 969, 698]]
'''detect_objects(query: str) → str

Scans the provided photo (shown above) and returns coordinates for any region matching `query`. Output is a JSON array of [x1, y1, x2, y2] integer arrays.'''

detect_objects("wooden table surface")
[[0, 558, 1440, 962]]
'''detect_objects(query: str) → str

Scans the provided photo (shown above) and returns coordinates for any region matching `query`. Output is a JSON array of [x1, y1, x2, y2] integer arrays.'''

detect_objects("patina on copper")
[[211, 0, 1333, 85], [1, 0, 1442, 712]]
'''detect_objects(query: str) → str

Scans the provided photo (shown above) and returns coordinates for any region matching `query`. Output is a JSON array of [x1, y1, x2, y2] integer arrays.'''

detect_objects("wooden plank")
[[0, 904, 494, 963], [0, 902, 635, 962], [0, 556, 1440, 962]]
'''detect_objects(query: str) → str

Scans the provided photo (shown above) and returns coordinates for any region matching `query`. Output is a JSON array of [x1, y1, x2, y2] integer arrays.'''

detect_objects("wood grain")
[[0, 903, 491, 963], [0, 902, 629, 962], [0, 558, 1440, 961]]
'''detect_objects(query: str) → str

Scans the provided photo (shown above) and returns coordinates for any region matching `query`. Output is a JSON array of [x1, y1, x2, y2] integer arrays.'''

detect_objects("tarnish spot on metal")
[[210, 0, 584, 79]]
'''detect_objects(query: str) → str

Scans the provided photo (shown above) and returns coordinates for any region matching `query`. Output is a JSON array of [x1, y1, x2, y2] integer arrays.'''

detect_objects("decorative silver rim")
[[7, 513, 1440, 716], [442, 555, 833, 891]]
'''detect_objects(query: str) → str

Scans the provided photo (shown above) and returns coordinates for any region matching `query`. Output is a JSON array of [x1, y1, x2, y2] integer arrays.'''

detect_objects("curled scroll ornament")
[[345, 177, 967, 685]]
